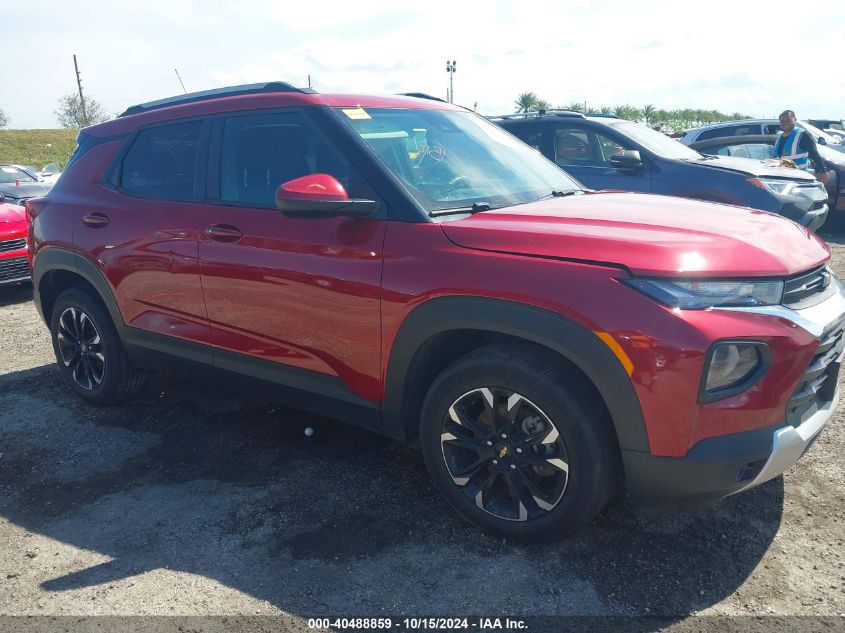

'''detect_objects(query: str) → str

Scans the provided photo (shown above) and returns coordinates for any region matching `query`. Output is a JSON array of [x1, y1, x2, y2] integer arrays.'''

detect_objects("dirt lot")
[[2, 237, 845, 632]]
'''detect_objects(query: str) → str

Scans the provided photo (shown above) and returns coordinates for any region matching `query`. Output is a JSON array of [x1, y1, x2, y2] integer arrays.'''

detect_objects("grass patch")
[[0, 129, 79, 169]]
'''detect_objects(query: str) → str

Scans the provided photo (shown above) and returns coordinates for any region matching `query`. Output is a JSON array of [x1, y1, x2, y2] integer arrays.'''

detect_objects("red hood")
[[440, 192, 829, 277], [0, 202, 26, 224]]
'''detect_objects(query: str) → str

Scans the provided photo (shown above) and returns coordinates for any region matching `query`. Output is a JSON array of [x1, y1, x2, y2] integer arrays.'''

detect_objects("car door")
[[197, 109, 387, 406], [551, 124, 652, 192], [72, 118, 212, 354]]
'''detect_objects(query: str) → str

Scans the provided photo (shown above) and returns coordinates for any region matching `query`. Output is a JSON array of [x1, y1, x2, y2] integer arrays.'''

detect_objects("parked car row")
[[0, 164, 54, 207], [679, 118, 845, 152], [23, 83, 845, 541], [492, 111, 830, 230]]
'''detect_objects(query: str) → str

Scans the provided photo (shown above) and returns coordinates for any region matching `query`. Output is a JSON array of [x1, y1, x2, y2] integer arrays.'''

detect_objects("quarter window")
[[121, 120, 203, 200]]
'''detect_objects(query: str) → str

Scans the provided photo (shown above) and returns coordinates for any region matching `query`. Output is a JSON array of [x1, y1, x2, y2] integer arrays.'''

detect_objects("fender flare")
[[32, 247, 125, 329], [382, 296, 650, 453]]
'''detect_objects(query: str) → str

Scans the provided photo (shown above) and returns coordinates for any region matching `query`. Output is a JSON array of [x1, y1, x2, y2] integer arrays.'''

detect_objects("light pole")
[[446, 60, 456, 103]]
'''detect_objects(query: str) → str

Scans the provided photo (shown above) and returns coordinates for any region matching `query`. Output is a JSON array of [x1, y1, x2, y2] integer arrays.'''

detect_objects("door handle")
[[206, 224, 243, 242], [82, 212, 110, 227]]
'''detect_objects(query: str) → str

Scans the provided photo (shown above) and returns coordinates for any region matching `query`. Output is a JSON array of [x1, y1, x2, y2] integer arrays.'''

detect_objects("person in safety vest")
[[773, 110, 832, 184]]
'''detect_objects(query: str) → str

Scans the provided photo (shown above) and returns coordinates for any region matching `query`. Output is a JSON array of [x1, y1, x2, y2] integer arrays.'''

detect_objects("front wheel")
[[420, 344, 619, 542]]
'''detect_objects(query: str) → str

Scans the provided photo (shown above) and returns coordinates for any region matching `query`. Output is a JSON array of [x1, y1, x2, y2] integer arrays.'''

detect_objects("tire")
[[50, 286, 144, 405], [419, 343, 619, 542]]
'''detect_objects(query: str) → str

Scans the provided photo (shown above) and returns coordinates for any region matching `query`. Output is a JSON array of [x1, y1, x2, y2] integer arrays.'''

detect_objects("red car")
[[0, 202, 30, 285], [27, 83, 844, 541]]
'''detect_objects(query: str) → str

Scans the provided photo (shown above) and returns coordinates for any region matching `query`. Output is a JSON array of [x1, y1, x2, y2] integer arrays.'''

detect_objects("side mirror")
[[609, 149, 644, 169], [818, 137, 827, 145], [0, 193, 4, 202], [275, 173, 377, 219]]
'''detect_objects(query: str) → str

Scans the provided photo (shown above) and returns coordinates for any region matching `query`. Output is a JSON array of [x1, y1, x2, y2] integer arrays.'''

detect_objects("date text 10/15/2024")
[[307, 618, 528, 630]]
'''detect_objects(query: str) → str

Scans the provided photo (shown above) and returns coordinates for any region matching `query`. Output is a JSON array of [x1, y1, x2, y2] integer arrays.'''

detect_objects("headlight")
[[747, 177, 798, 195], [700, 341, 770, 402], [624, 278, 784, 309]]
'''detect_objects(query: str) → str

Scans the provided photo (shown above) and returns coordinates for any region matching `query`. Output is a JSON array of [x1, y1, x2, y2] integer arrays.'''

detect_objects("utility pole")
[[73, 54, 88, 127], [174, 68, 187, 94], [308, 74, 312, 88], [446, 60, 456, 104]]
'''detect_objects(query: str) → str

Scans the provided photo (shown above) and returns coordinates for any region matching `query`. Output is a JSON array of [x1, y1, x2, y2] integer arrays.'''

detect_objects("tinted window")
[[554, 128, 593, 165], [121, 120, 202, 200], [696, 124, 760, 141], [553, 127, 631, 167], [595, 131, 632, 165], [220, 111, 367, 207]]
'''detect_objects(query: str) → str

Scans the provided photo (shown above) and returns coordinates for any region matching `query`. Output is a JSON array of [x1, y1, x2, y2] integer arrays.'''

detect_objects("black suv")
[[493, 111, 829, 231]]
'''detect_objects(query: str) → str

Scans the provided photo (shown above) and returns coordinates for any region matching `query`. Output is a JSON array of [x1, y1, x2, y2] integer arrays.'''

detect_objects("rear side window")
[[121, 120, 202, 201]]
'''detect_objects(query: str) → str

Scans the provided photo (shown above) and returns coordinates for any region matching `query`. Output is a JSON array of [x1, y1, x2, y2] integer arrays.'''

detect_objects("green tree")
[[55, 93, 111, 128], [642, 104, 656, 126], [0, 107, 7, 128], [535, 99, 551, 112], [514, 91, 540, 113], [565, 101, 585, 113]]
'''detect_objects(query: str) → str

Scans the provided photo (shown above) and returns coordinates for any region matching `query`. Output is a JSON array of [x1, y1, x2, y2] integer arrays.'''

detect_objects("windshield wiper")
[[429, 201, 494, 217], [533, 189, 583, 202]]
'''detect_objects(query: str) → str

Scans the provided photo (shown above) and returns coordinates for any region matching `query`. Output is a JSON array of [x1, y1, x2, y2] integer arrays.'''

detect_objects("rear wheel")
[[50, 287, 144, 405], [420, 344, 618, 542]]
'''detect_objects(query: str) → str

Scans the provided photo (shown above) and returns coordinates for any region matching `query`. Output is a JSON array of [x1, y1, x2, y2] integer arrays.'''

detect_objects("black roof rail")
[[488, 110, 588, 121], [119, 81, 316, 118], [398, 92, 447, 102]]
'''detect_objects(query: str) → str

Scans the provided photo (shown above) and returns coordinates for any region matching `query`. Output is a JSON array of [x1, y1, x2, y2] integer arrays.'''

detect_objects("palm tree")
[[514, 92, 539, 113], [566, 101, 585, 113], [642, 104, 656, 126], [535, 99, 551, 112], [599, 106, 614, 115]]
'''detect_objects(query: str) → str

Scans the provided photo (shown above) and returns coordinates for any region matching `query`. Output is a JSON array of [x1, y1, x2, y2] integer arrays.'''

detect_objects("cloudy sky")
[[2, 0, 843, 129]]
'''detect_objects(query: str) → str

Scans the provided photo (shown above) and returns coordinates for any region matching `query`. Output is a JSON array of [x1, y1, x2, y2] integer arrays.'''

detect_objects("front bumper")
[[772, 185, 829, 231], [624, 379, 837, 509], [0, 254, 31, 286], [625, 280, 845, 509]]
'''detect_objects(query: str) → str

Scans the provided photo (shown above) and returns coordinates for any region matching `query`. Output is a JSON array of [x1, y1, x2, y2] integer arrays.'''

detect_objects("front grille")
[[787, 315, 845, 426], [811, 200, 826, 210], [0, 238, 26, 253], [0, 256, 30, 283], [782, 265, 833, 308]]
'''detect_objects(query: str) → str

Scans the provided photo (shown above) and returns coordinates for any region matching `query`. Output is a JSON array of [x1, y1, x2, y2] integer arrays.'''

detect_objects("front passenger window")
[[220, 112, 366, 207]]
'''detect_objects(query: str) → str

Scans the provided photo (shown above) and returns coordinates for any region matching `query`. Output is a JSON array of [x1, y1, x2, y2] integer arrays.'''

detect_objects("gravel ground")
[[1, 238, 845, 633]]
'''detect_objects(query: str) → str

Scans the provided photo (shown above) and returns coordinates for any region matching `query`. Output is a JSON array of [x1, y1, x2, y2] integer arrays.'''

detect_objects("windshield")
[[799, 120, 840, 144], [335, 107, 582, 213], [818, 144, 845, 162], [606, 121, 703, 160], [0, 166, 36, 184]]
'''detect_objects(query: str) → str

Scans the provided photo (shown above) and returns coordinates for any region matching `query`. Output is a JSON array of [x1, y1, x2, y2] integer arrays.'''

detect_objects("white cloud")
[[1, 0, 843, 129]]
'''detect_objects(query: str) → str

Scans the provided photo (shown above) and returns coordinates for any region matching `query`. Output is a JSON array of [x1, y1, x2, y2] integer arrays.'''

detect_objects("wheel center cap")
[[497, 446, 509, 459]]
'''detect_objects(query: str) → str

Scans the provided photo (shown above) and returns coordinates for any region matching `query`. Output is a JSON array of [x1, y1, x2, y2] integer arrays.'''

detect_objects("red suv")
[[27, 83, 844, 541], [0, 201, 30, 285]]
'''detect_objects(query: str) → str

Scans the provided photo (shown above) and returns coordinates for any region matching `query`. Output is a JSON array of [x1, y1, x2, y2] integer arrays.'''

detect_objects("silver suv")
[[679, 119, 845, 154]]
